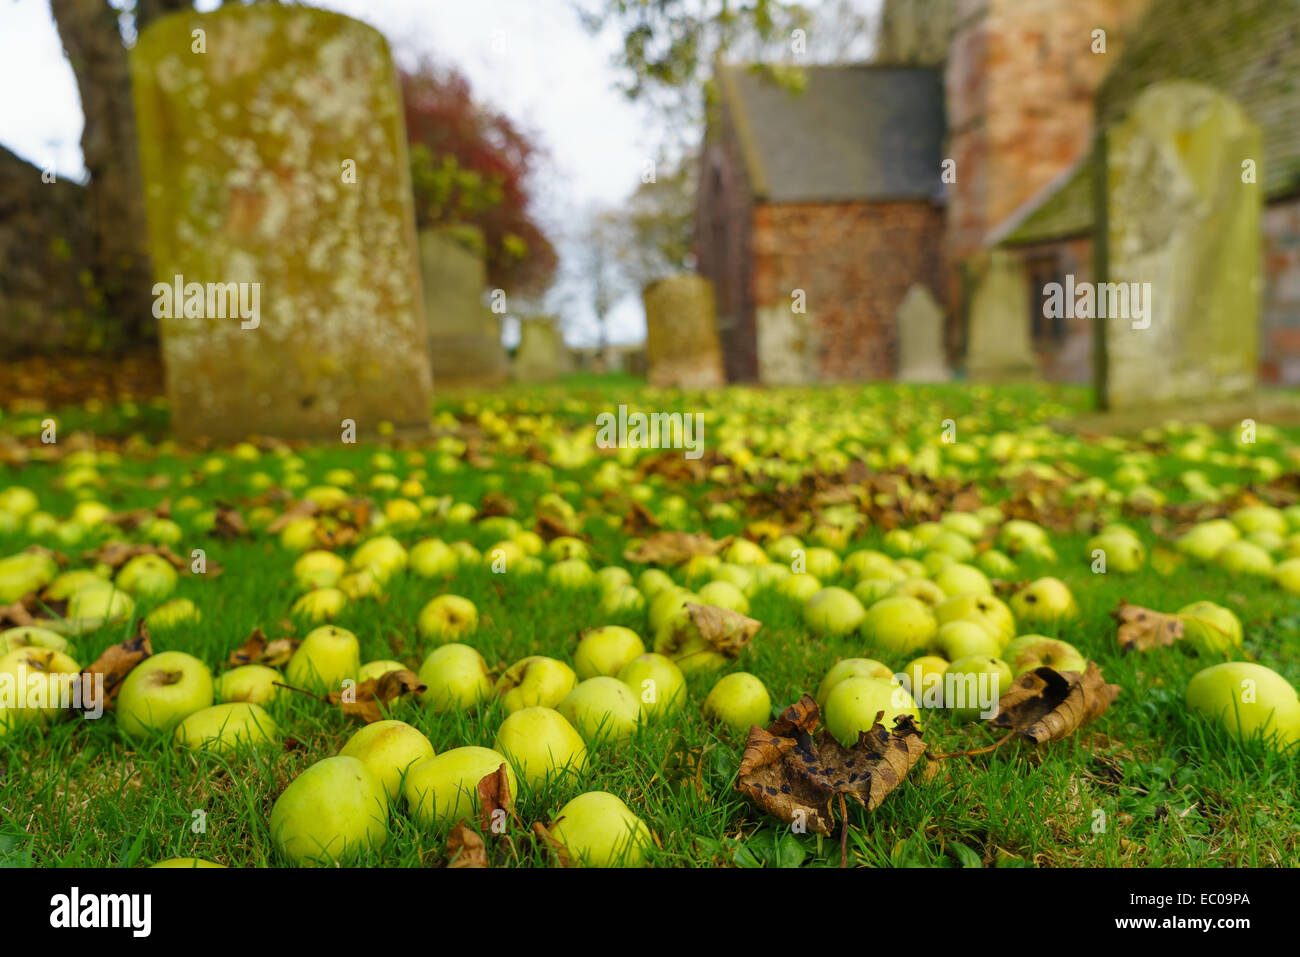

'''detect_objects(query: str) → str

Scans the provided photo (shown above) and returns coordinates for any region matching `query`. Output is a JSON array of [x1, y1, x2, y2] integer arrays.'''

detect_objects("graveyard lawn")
[[1, 379, 1298, 868]]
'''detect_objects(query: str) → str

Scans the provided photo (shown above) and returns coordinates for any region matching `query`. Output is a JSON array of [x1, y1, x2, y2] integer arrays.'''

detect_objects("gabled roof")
[[716, 63, 946, 203], [997, 0, 1300, 247]]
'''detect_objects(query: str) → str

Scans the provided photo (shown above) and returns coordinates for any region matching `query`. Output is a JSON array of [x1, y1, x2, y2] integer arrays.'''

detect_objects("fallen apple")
[[901, 655, 949, 707], [270, 755, 389, 864], [115, 553, 178, 601], [1000, 635, 1087, 677], [409, 539, 459, 578], [173, 702, 278, 753], [574, 626, 645, 679], [616, 653, 686, 719], [293, 550, 347, 590], [290, 587, 348, 623], [814, 657, 894, 709], [0, 647, 80, 723], [943, 655, 1013, 720], [418, 643, 493, 713], [339, 719, 437, 800], [417, 594, 479, 643], [1186, 661, 1300, 753], [548, 791, 653, 867], [933, 620, 1001, 660], [860, 596, 937, 658], [145, 597, 201, 631], [559, 677, 642, 742], [404, 746, 519, 827], [116, 650, 214, 737], [496, 656, 578, 713], [217, 664, 282, 705], [1009, 577, 1079, 627], [702, 672, 771, 732], [1176, 601, 1243, 657], [0, 625, 68, 654], [285, 625, 361, 693], [931, 562, 992, 598], [823, 676, 922, 746], [494, 706, 589, 787]]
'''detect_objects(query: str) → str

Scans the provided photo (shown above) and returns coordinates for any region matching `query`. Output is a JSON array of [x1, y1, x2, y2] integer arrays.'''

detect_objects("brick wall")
[[752, 201, 945, 380], [1261, 196, 1300, 384]]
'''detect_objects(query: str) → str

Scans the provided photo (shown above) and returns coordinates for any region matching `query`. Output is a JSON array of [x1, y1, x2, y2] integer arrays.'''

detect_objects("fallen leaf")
[[225, 627, 299, 668], [446, 825, 488, 868], [622, 531, 733, 565], [534, 512, 582, 542], [622, 501, 661, 536], [328, 669, 426, 723], [211, 502, 249, 540], [990, 662, 1120, 744], [735, 695, 926, 839], [684, 602, 762, 658], [79, 618, 153, 707], [1113, 600, 1183, 653], [477, 763, 515, 834], [82, 542, 187, 572], [532, 821, 572, 867]]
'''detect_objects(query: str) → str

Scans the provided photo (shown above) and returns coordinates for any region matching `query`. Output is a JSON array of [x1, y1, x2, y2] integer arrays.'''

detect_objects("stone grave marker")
[[966, 250, 1039, 382], [643, 275, 727, 388], [419, 228, 507, 389], [895, 283, 950, 382]]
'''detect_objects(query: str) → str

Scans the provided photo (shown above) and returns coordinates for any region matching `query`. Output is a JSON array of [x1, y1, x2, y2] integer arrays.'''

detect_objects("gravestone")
[[757, 306, 817, 384], [131, 6, 432, 440], [419, 228, 507, 389], [1099, 81, 1260, 410], [513, 319, 570, 383], [895, 284, 950, 382], [643, 276, 727, 388], [965, 250, 1038, 382]]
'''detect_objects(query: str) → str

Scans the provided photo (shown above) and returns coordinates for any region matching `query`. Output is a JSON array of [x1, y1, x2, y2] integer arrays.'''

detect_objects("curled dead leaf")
[[622, 531, 733, 565], [1113, 600, 1183, 653], [477, 763, 515, 834], [80, 618, 153, 708], [225, 627, 299, 668], [327, 669, 427, 723], [990, 662, 1120, 744], [446, 824, 488, 868]]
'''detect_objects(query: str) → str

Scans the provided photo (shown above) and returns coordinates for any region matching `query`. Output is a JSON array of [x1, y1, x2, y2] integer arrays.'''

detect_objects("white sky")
[[0, 0, 876, 347]]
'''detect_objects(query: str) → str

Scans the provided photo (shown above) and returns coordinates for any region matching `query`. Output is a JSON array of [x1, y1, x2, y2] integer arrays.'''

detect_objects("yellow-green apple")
[[617, 653, 686, 718], [43, 569, 109, 601], [766, 535, 805, 564], [285, 625, 360, 692], [653, 603, 729, 673], [682, 554, 721, 584], [1176, 520, 1240, 562], [931, 563, 992, 597], [1176, 602, 1243, 657], [922, 552, 954, 576], [712, 563, 757, 595], [599, 584, 646, 616], [802, 587, 867, 636], [1273, 559, 1300, 596], [150, 858, 225, 868], [637, 568, 676, 600], [888, 577, 947, 608], [1009, 577, 1079, 627], [547, 558, 595, 589], [702, 672, 771, 732], [723, 539, 769, 565], [861, 596, 937, 657], [802, 547, 842, 579], [843, 550, 898, 579], [270, 755, 388, 864], [0, 626, 68, 654], [173, 702, 278, 753], [559, 677, 642, 742], [404, 746, 518, 827], [409, 539, 458, 578], [349, 536, 407, 582], [1086, 532, 1145, 573], [697, 580, 750, 614], [926, 532, 976, 563], [66, 583, 135, 634], [574, 626, 645, 679], [780, 574, 824, 602], [936, 593, 1016, 647], [145, 597, 201, 630], [998, 519, 1050, 553], [882, 529, 917, 556], [217, 664, 281, 705], [815, 658, 894, 709], [418, 643, 493, 712], [339, 719, 436, 800], [549, 791, 653, 867], [933, 620, 1001, 660], [1186, 662, 1300, 752], [1001, 635, 1087, 677], [1213, 541, 1274, 577], [901, 655, 948, 708], [358, 659, 406, 683], [1230, 505, 1288, 537], [496, 656, 578, 712], [0, 551, 57, 603], [943, 655, 1013, 720], [290, 587, 347, 623], [647, 587, 697, 633], [417, 594, 479, 643], [546, 536, 589, 561], [976, 550, 1017, 577], [939, 512, 984, 539], [823, 676, 921, 745], [0, 647, 80, 723], [115, 553, 178, 601], [116, 650, 214, 736], [494, 706, 588, 786], [279, 517, 320, 552], [596, 566, 634, 591], [293, 550, 347, 589], [752, 564, 793, 591]]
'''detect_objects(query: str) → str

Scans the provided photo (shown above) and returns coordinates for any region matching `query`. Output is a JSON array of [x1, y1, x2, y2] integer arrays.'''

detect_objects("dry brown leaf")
[[1113, 600, 1183, 653], [327, 669, 426, 723], [446, 824, 488, 868], [622, 531, 733, 565], [477, 763, 515, 834], [212, 503, 249, 540], [990, 662, 1120, 744], [532, 821, 572, 868], [477, 490, 516, 519], [265, 499, 320, 534], [735, 694, 926, 838], [622, 501, 661, 537], [685, 602, 762, 657], [0, 597, 38, 629], [81, 542, 187, 572], [225, 628, 300, 668], [80, 618, 153, 707], [534, 513, 582, 543]]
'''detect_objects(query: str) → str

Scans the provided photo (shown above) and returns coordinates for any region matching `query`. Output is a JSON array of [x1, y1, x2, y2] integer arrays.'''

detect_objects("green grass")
[[1, 378, 1298, 868]]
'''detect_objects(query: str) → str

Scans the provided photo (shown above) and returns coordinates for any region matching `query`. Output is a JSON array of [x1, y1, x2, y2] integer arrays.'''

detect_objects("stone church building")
[[694, 0, 1300, 384]]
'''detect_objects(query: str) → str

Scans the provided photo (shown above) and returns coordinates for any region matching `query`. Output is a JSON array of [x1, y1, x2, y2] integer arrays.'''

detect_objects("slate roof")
[[999, 0, 1300, 246], [716, 63, 946, 203]]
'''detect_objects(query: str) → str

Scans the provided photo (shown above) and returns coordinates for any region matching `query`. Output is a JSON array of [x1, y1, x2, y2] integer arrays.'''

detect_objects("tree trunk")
[[50, 0, 155, 349]]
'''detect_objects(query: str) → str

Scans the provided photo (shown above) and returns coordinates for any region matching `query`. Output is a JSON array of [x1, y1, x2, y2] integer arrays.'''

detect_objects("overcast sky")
[[0, 0, 877, 347]]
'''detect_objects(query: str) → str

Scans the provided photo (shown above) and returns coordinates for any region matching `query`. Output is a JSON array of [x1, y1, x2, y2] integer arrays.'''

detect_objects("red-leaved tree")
[[401, 60, 557, 295]]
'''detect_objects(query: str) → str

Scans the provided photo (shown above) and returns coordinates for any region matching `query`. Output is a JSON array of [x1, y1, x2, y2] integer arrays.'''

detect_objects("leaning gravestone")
[[1098, 81, 1260, 411], [965, 250, 1038, 382], [895, 284, 950, 382], [419, 228, 508, 389], [513, 319, 570, 383], [131, 6, 432, 440], [643, 276, 727, 388]]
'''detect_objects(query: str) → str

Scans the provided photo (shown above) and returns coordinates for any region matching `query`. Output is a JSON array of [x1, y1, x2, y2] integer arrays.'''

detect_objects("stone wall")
[[751, 200, 945, 381], [0, 147, 99, 355]]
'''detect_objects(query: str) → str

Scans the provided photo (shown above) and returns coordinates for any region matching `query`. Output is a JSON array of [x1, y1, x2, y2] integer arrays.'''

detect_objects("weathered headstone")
[[131, 6, 432, 440], [756, 306, 817, 385], [895, 284, 950, 382], [1099, 81, 1260, 410], [643, 276, 726, 388], [965, 250, 1038, 382], [512, 319, 570, 383], [419, 228, 507, 389]]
